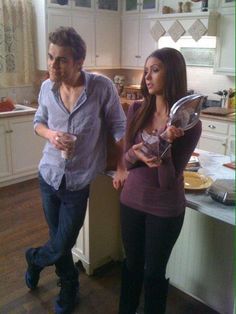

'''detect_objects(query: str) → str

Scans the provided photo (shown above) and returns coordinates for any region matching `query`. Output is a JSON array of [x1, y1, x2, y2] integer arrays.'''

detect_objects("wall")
[[0, 67, 234, 105], [97, 67, 235, 101]]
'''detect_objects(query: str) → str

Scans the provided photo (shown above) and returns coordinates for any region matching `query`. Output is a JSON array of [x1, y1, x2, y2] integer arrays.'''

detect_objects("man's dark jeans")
[[33, 173, 89, 280]]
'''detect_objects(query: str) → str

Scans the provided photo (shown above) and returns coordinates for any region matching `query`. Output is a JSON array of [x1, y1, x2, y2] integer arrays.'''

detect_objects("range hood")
[[149, 11, 219, 42]]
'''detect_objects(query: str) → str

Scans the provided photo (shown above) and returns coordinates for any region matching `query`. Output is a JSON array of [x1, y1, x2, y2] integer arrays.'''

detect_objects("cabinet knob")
[[208, 124, 216, 129], [96, 54, 99, 58], [6, 130, 13, 133]]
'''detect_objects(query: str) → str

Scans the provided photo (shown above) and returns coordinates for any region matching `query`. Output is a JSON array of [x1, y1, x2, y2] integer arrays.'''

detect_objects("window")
[[0, 0, 35, 87]]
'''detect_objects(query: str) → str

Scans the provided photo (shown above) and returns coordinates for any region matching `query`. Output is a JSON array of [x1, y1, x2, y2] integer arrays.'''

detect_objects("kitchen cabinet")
[[121, 15, 157, 68], [72, 174, 123, 275], [123, 0, 158, 13], [32, 0, 120, 70], [0, 115, 45, 187], [47, 0, 119, 12], [198, 116, 234, 155], [214, 12, 235, 76], [167, 207, 234, 314]]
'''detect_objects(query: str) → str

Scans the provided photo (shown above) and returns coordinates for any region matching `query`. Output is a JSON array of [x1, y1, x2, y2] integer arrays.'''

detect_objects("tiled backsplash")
[[0, 67, 234, 106]]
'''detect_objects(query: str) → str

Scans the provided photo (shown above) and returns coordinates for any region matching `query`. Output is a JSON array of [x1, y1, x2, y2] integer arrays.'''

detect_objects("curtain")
[[0, 0, 35, 87]]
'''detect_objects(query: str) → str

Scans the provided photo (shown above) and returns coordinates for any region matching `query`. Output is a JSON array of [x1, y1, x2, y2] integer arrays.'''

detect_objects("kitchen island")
[[73, 149, 234, 314], [167, 149, 234, 314]]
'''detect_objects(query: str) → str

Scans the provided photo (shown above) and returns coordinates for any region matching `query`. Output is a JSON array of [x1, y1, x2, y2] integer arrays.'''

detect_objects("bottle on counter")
[[201, 0, 208, 12], [227, 88, 236, 110]]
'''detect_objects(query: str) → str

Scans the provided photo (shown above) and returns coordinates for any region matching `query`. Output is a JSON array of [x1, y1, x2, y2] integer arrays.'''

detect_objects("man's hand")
[[112, 168, 129, 190]]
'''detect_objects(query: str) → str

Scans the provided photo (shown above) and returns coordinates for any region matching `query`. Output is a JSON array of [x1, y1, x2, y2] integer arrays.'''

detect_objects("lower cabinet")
[[167, 208, 234, 314], [198, 117, 235, 155], [0, 115, 45, 187], [72, 174, 123, 275]]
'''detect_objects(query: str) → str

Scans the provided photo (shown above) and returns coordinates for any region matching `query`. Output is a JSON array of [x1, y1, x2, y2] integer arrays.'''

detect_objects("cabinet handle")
[[222, 143, 226, 146], [96, 54, 99, 58], [135, 55, 141, 58], [208, 124, 216, 129], [6, 130, 13, 133]]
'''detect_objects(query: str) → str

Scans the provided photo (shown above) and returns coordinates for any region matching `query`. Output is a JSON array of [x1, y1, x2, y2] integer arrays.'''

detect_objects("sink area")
[[0, 104, 36, 117]]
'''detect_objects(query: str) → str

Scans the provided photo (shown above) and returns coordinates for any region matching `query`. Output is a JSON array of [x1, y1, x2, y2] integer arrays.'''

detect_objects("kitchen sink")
[[0, 104, 36, 117]]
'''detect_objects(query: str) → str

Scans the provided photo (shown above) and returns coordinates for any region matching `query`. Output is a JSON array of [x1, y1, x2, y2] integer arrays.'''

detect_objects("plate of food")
[[184, 171, 213, 190]]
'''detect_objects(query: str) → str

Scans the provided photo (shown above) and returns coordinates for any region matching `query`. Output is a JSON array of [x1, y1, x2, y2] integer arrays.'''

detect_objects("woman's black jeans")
[[119, 203, 184, 314]]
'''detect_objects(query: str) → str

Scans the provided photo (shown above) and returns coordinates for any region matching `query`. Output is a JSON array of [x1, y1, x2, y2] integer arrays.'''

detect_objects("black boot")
[[25, 247, 43, 290], [55, 278, 79, 314], [118, 260, 144, 314], [144, 277, 169, 314], [54, 266, 79, 314]]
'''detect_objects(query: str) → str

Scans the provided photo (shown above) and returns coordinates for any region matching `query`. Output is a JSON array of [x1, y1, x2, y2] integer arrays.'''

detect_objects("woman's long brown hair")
[[126, 48, 187, 145]]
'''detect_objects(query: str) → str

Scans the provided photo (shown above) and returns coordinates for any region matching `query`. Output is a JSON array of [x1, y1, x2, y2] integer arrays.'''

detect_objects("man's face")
[[47, 43, 83, 83]]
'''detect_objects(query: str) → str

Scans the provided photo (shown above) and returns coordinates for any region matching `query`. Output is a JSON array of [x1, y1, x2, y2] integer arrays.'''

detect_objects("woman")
[[119, 48, 202, 314]]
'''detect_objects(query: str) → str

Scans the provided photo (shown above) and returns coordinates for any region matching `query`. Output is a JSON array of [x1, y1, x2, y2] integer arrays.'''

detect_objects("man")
[[25, 27, 127, 314]]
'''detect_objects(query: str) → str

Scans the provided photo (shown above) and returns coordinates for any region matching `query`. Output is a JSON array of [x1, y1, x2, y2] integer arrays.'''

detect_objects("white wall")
[[187, 66, 235, 100]]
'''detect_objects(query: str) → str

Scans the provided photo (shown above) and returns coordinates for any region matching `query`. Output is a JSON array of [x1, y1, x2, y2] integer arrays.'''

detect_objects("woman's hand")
[[161, 125, 184, 143], [132, 142, 161, 168]]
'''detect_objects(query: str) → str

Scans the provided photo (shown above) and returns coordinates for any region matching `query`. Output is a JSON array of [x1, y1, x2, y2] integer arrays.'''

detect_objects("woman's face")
[[144, 57, 166, 96]]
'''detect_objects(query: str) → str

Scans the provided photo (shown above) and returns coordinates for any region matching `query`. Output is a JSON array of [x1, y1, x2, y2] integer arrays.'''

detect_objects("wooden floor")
[[0, 179, 219, 314]]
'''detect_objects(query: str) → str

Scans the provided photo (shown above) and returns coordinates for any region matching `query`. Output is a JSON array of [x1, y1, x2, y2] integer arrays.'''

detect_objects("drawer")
[[201, 119, 229, 135]]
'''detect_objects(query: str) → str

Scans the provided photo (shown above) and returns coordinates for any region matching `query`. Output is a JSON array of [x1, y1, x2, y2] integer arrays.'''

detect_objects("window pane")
[[98, 0, 118, 10], [75, 0, 91, 8], [142, 0, 155, 10], [126, 0, 137, 11]]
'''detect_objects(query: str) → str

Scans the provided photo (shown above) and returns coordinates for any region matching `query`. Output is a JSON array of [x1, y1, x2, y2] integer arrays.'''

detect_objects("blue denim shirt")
[[34, 71, 126, 191]]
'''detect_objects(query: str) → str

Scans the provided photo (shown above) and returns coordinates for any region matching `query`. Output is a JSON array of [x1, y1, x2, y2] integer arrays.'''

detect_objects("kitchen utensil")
[[160, 94, 205, 159], [207, 179, 235, 205]]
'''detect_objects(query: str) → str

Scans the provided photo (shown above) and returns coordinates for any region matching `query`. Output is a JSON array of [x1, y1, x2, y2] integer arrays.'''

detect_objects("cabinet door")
[[47, 8, 72, 34], [198, 134, 227, 155], [72, 12, 95, 67], [95, 15, 120, 67], [214, 13, 235, 76], [9, 116, 45, 175], [0, 120, 12, 178], [121, 15, 140, 67], [138, 17, 157, 67]]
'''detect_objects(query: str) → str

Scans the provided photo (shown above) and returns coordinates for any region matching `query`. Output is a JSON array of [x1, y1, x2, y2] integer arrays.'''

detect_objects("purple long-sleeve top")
[[120, 102, 202, 217]]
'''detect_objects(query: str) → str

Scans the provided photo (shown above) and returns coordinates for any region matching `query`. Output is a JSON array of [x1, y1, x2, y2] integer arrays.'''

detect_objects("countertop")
[[120, 97, 235, 122], [0, 104, 36, 118], [185, 149, 235, 226]]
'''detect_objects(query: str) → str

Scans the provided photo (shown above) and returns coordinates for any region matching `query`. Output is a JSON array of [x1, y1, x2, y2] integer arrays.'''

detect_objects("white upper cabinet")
[[123, 0, 158, 13], [95, 15, 120, 68], [32, 0, 120, 70], [47, 0, 119, 12], [121, 15, 157, 68], [214, 12, 235, 76]]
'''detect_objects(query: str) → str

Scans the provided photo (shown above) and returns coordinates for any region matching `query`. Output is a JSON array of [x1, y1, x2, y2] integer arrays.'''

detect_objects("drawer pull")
[[208, 124, 216, 129], [5, 130, 13, 133]]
